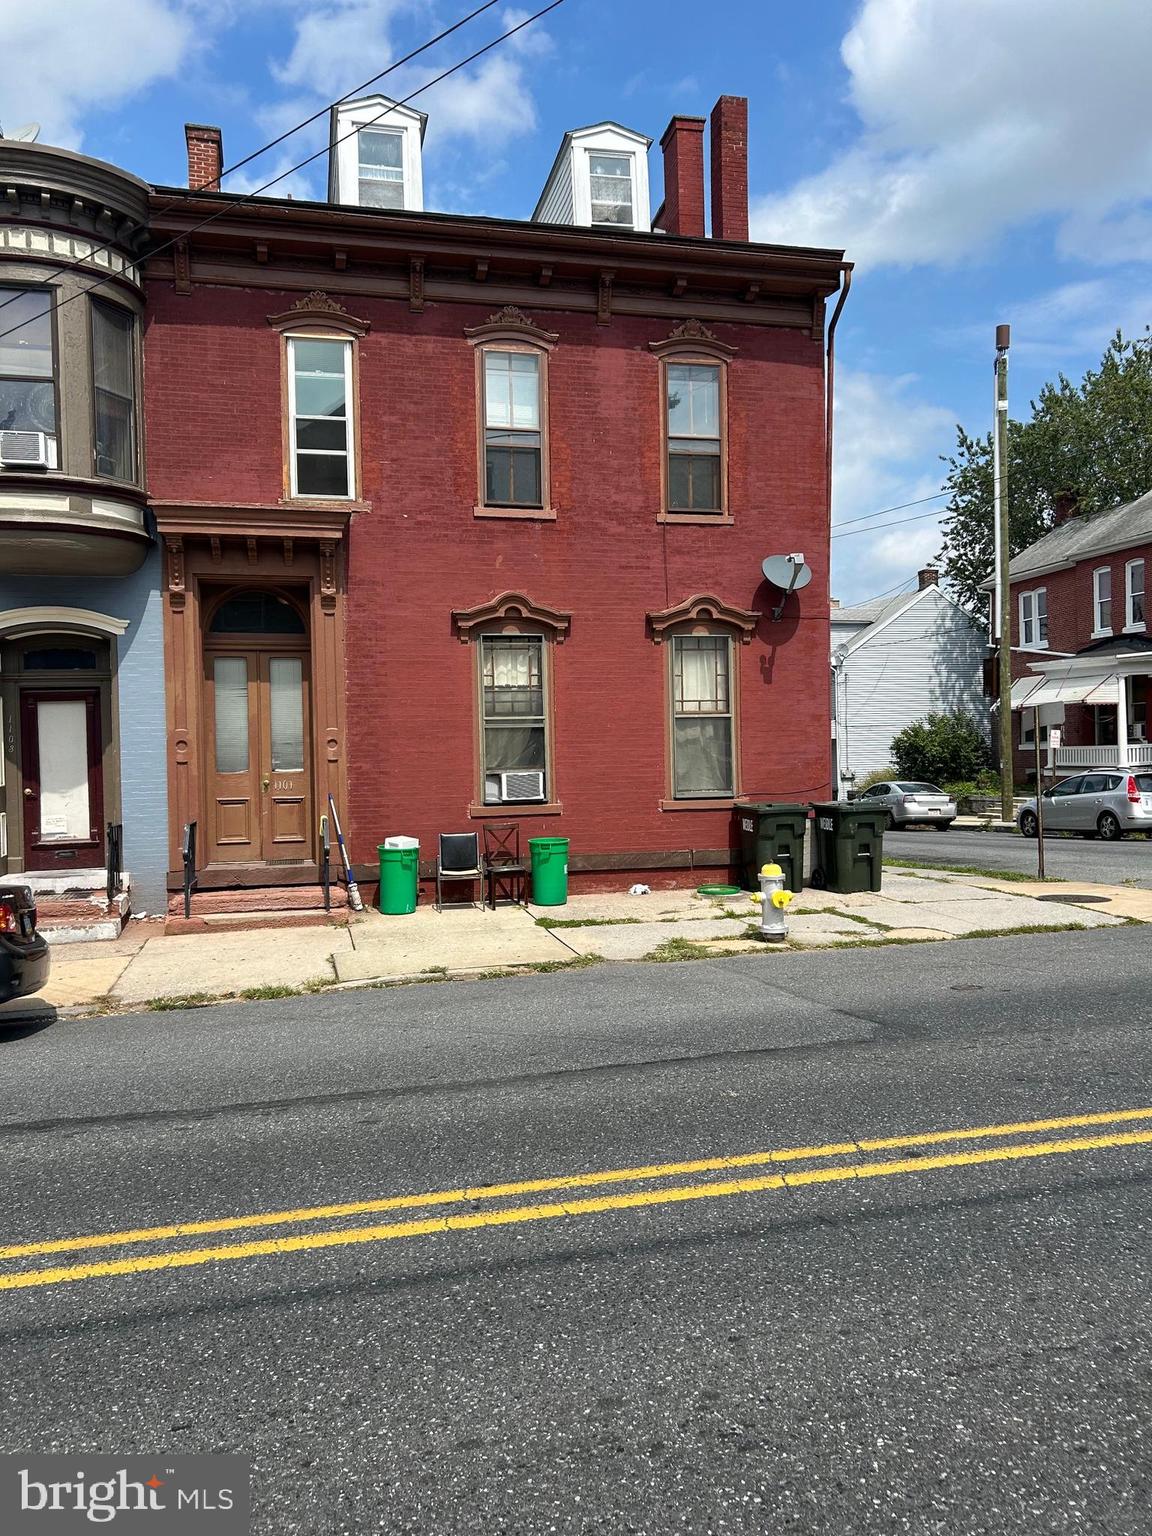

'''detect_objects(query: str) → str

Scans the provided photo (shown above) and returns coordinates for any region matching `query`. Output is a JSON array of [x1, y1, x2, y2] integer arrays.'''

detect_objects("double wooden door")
[[204, 649, 312, 864]]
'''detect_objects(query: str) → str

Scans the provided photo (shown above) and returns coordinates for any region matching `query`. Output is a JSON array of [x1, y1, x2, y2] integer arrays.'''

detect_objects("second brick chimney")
[[1052, 488, 1080, 526], [918, 567, 940, 590], [185, 124, 223, 191], [710, 95, 748, 242], [659, 115, 706, 236]]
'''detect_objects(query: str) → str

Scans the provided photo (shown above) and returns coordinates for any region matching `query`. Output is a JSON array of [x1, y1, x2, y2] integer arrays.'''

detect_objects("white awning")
[[1010, 671, 1121, 710]]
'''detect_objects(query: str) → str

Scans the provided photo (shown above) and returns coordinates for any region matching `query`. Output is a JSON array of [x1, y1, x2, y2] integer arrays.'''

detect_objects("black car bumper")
[[0, 934, 50, 1003]]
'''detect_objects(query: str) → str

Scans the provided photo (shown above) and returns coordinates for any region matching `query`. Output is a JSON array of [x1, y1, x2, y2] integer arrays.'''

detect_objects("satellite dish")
[[761, 553, 813, 620], [4, 123, 40, 143]]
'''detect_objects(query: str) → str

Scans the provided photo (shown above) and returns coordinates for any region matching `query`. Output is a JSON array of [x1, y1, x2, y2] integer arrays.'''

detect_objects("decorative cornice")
[[647, 593, 760, 643], [267, 291, 370, 335], [649, 317, 738, 358], [151, 500, 356, 540], [452, 591, 572, 643], [464, 306, 559, 348]]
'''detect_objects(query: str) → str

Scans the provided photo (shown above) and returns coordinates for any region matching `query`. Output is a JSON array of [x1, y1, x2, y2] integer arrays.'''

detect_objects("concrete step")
[[164, 905, 350, 937], [36, 890, 130, 945], [167, 884, 348, 918]]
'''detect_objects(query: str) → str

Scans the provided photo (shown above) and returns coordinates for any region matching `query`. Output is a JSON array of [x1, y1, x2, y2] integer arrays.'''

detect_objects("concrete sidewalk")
[[0, 866, 1140, 1023]]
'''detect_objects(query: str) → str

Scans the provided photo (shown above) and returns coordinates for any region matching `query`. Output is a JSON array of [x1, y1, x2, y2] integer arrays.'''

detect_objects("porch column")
[[1116, 675, 1130, 770]]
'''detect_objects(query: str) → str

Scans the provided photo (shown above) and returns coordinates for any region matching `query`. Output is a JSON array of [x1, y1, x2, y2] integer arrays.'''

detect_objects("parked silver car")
[[855, 781, 958, 829], [1018, 770, 1152, 841]]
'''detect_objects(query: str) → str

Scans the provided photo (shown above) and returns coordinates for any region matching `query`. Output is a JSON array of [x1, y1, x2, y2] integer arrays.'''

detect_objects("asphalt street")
[[886, 825, 1152, 886], [1, 928, 1151, 1533]]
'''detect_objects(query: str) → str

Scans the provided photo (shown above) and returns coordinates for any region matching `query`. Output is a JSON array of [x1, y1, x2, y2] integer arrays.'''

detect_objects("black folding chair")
[[483, 822, 528, 909], [434, 832, 484, 911]]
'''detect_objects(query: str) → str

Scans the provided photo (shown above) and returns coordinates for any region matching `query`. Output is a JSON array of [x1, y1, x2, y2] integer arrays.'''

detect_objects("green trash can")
[[733, 802, 809, 893], [809, 802, 885, 893], [378, 837, 419, 914], [529, 836, 569, 907]]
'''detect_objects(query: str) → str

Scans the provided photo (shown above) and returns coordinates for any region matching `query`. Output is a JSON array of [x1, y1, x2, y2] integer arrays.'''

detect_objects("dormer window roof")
[[328, 94, 427, 212], [532, 122, 652, 232]]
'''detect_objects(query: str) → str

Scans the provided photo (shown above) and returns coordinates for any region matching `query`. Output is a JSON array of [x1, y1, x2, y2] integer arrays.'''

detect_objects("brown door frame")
[[19, 688, 104, 870]]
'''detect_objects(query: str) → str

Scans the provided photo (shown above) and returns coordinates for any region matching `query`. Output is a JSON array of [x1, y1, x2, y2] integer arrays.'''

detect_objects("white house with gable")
[[831, 569, 989, 796]]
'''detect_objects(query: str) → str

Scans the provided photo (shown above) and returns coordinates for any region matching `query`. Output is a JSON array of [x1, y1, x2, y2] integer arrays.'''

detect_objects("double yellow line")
[[2, 1107, 1150, 1292]]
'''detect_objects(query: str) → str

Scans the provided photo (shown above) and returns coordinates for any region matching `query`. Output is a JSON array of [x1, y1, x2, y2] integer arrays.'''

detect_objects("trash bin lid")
[[383, 836, 419, 848]]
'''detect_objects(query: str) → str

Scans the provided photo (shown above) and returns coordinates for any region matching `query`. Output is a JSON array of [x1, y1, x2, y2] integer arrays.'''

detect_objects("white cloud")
[[752, 0, 1152, 267], [942, 275, 1152, 369], [831, 369, 954, 603], [0, 0, 196, 148]]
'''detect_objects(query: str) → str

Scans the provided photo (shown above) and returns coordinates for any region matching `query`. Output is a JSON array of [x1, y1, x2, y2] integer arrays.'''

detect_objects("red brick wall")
[[1009, 540, 1150, 781], [146, 285, 832, 880]]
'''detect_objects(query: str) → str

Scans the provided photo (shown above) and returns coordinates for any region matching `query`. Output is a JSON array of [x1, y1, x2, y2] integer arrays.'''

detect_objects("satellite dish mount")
[[762, 553, 812, 620]]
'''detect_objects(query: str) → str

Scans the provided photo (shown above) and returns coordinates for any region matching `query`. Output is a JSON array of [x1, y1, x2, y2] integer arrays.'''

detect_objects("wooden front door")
[[204, 650, 312, 864], [20, 689, 103, 870]]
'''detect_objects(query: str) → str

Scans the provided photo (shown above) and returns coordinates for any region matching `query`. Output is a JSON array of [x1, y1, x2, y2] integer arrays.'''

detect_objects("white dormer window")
[[328, 95, 426, 212], [533, 123, 652, 232], [589, 153, 633, 227], [358, 128, 405, 209]]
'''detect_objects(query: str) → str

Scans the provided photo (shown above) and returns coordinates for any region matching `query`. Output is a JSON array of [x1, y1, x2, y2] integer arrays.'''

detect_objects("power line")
[[0, 0, 508, 323], [831, 505, 948, 539], [0, 0, 564, 348], [830, 489, 949, 529]]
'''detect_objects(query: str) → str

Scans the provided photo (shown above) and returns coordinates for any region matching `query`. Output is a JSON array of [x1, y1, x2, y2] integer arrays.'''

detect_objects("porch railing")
[[105, 822, 123, 904], [1055, 743, 1152, 768], [182, 821, 198, 920]]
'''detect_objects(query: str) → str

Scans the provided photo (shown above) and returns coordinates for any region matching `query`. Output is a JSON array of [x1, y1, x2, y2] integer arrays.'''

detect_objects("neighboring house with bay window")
[[1000, 489, 1151, 784], [0, 136, 166, 936], [143, 92, 847, 910]]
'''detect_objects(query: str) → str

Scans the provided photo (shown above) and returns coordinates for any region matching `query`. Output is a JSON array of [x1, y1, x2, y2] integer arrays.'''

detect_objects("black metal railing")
[[320, 814, 332, 912], [182, 821, 197, 919], [106, 822, 123, 904]]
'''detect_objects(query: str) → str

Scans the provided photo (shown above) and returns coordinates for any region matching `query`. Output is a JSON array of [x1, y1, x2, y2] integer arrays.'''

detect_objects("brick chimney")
[[659, 116, 706, 236], [1051, 488, 1080, 526], [185, 124, 223, 191], [710, 95, 748, 242], [918, 567, 939, 590]]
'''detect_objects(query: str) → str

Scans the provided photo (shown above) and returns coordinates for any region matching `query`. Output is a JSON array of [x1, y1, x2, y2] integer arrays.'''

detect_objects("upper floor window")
[[666, 362, 722, 513], [670, 632, 734, 798], [0, 286, 56, 452], [483, 350, 543, 508], [287, 336, 354, 499], [1125, 559, 1145, 630], [91, 299, 137, 482], [1092, 566, 1112, 635], [589, 153, 633, 227], [357, 128, 404, 209], [1019, 587, 1047, 649]]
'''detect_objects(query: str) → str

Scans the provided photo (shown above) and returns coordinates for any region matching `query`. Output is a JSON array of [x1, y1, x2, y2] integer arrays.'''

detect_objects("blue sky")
[[6, 0, 1151, 603]]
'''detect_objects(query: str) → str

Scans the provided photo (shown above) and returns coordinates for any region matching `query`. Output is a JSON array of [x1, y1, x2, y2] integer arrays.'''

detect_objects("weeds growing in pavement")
[[147, 992, 216, 1011], [883, 857, 1047, 883]]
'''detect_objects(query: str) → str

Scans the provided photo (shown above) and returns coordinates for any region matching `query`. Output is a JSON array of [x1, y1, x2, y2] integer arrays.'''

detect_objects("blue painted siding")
[[0, 545, 169, 911]]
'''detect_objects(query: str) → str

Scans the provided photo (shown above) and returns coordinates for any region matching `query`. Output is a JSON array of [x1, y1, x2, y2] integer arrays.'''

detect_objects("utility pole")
[[994, 323, 1013, 824]]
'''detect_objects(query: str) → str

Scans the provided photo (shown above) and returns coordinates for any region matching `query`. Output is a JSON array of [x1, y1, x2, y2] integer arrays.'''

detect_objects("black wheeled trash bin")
[[809, 801, 885, 893], [733, 802, 809, 893]]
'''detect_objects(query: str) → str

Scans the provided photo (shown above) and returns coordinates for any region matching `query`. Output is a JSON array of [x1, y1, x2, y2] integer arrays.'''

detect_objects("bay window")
[[1092, 566, 1112, 635], [0, 286, 56, 450], [287, 336, 353, 498], [480, 634, 548, 803], [1126, 559, 1145, 630], [91, 299, 137, 481], [670, 633, 734, 798], [665, 362, 723, 513]]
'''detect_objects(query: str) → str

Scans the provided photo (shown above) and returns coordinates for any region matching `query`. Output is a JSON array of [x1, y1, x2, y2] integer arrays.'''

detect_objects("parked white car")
[[855, 781, 958, 829], [1018, 771, 1152, 841]]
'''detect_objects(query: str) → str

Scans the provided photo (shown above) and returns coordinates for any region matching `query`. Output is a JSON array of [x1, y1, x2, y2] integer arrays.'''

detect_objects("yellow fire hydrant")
[[758, 862, 794, 942]]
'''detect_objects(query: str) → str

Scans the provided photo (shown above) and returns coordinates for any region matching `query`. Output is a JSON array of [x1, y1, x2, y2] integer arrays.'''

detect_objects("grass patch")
[[536, 916, 641, 929], [238, 983, 299, 1000], [957, 922, 1090, 940], [642, 937, 716, 963], [477, 954, 604, 979], [146, 991, 217, 1011], [883, 857, 1045, 883]]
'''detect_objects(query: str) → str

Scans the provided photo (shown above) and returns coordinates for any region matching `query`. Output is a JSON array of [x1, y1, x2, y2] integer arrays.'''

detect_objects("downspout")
[[825, 262, 854, 516]]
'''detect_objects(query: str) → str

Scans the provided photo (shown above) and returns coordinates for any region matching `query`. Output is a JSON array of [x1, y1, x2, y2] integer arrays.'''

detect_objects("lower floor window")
[[481, 634, 547, 803], [671, 633, 734, 796]]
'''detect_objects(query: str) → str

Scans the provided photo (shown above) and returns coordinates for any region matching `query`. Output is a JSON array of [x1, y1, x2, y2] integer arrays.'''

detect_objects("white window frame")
[[286, 334, 355, 501], [330, 98, 425, 212], [1018, 587, 1047, 650], [356, 126, 405, 210], [586, 149, 635, 229], [1092, 566, 1112, 636], [1125, 558, 1145, 631]]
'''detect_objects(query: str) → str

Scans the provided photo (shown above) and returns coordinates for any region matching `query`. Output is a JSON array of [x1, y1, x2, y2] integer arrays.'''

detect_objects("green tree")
[[890, 711, 991, 785], [937, 330, 1152, 614]]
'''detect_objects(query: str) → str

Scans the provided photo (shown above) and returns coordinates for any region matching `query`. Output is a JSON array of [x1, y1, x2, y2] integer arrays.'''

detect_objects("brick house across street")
[[1002, 489, 1150, 785], [144, 95, 849, 910]]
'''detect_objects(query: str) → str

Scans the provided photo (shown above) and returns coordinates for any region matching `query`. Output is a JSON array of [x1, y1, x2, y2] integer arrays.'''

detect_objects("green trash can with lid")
[[809, 802, 885, 893], [733, 802, 808, 893], [529, 836, 569, 907], [378, 836, 419, 914]]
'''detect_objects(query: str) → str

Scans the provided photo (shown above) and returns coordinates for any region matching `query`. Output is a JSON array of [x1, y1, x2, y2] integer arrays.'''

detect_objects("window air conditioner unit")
[[0, 430, 51, 468], [499, 770, 545, 803]]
